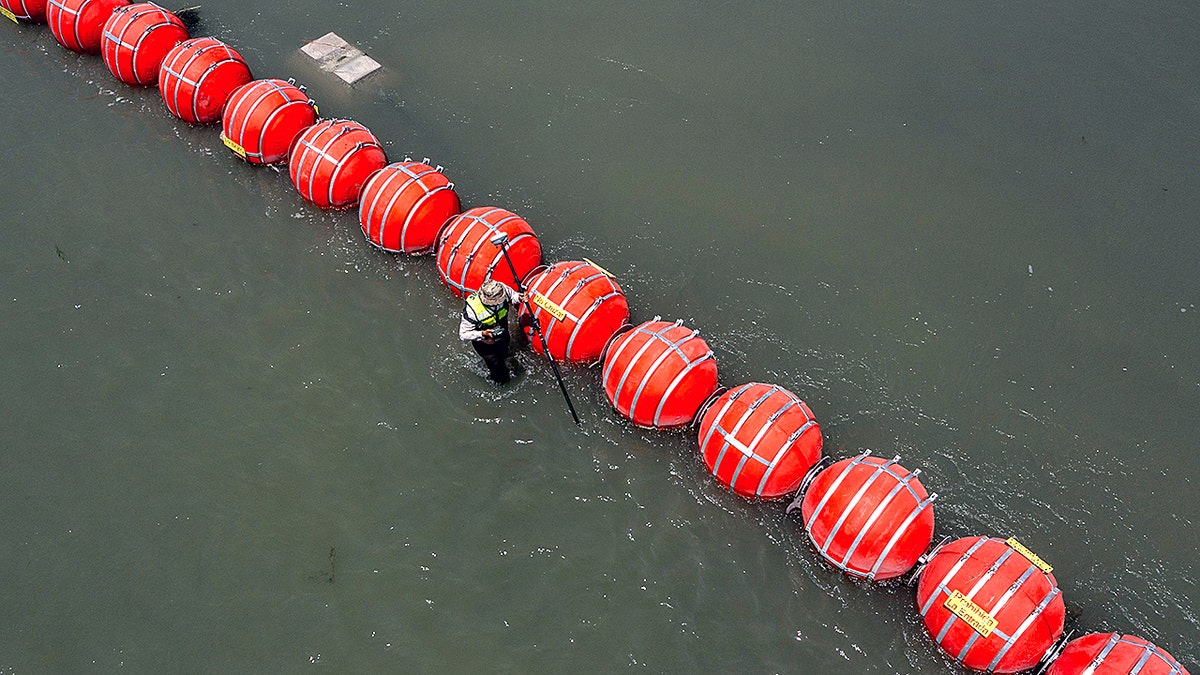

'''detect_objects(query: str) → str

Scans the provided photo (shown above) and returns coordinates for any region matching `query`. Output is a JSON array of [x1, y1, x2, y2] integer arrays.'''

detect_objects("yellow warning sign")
[[220, 133, 247, 158], [532, 292, 568, 322], [944, 590, 998, 638], [1, 7, 18, 23], [582, 257, 614, 278], [1006, 538, 1053, 574]]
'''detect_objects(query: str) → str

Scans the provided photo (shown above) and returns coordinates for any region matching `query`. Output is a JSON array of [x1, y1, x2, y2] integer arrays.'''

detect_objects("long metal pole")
[[495, 243, 582, 426]]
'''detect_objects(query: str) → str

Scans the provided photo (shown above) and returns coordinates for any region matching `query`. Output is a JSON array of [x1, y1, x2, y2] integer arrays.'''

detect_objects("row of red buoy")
[[2, 2, 1188, 672]]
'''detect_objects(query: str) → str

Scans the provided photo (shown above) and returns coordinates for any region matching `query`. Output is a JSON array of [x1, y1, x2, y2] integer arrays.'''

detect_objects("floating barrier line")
[[2, 5, 1191, 672]]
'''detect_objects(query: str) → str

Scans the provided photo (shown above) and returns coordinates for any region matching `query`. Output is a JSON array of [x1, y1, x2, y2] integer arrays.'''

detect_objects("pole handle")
[[496, 243, 582, 426]]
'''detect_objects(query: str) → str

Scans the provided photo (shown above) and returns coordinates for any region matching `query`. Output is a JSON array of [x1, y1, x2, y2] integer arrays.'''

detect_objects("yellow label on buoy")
[[220, 133, 247, 158], [532, 292, 568, 322], [944, 590, 998, 638], [583, 257, 614, 278], [1006, 538, 1053, 574], [1, 7, 19, 22]]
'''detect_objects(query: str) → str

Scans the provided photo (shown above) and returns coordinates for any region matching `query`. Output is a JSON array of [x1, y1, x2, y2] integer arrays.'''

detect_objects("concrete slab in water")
[[300, 32, 381, 85]]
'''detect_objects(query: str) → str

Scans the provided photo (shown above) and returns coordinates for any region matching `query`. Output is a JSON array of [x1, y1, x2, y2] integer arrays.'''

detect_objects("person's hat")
[[479, 280, 507, 306]]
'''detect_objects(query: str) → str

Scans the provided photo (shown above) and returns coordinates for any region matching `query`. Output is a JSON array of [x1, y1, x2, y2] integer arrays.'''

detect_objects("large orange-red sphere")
[[602, 319, 719, 429], [518, 261, 629, 364], [359, 161, 460, 254], [435, 207, 542, 298], [220, 79, 317, 165], [288, 119, 387, 209], [47, 0, 129, 53], [0, 0, 47, 22], [1045, 633, 1189, 675], [916, 536, 1065, 673], [697, 383, 822, 500], [797, 452, 934, 579], [158, 37, 251, 125], [100, 3, 188, 86]]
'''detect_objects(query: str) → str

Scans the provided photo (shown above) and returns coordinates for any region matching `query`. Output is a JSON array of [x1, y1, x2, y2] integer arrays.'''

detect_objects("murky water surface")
[[1, 1, 1196, 671]]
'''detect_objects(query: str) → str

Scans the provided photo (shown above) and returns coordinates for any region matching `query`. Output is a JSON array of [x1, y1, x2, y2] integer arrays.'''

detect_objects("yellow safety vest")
[[465, 293, 508, 331]]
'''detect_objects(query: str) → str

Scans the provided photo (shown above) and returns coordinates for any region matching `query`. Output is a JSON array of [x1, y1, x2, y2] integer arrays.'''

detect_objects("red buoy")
[[158, 37, 251, 125], [916, 536, 1065, 673], [518, 260, 630, 364], [697, 383, 822, 500], [220, 78, 317, 165], [359, 161, 460, 254], [795, 451, 935, 579], [288, 119, 387, 209], [0, 0, 47, 22], [47, 0, 128, 53], [602, 319, 719, 429], [435, 207, 542, 298], [100, 2, 188, 86], [1045, 633, 1189, 675]]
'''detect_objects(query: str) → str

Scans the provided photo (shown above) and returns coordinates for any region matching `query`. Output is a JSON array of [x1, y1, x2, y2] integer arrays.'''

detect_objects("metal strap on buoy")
[[224, 79, 314, 164], [597, 320, 636, 366], [361, 161, 451, 252], [160, 38, 242, 122], [533, 264, 620, 356], [984, 583, 1061, 672], [826, 461, 928, 574], [102, 3, 177, 84], [600, 317, 663, 390], [866, 488, 936, 580], [563, 287, 623, 362], [47, 0, 81, 48], [2, 0, 41, 21], [326, 138, 381, 208], [292, 121, 343, 203], [750, 396, 816, 498], [814, 457, 901, 559], [705, 386, 788, 493], [787, 455, 834, 513], [399, 173, 454, 254], [803, 451, 877, 537], [446, 208, 516, 293], [918, 536, 990, 616], [618, 323, 694, 425], [650, 346, 714, 429]]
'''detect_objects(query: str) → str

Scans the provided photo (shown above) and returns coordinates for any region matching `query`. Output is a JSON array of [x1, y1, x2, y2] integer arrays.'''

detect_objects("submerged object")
[[220, 78, 317, 165], [288, 119, 387, 209], [518, 260, 629, 364], [47, 0, 129, 53], [299, 31, 381, 85], [697, 382, 822, 500], [359, 160, 460, 254], [1045, 633, 1189, 675], [100, 2, 187, 86], [602, 319, 718, 429], [794, 451, 934, 579], [435, 207, 542, 298], [158, 37, 252, 125], [0, 0, 47, 22], [916, 536, 1065, 673]]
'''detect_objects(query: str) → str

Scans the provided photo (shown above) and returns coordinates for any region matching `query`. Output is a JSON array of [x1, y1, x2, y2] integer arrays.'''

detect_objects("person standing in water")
[[459, 279, 526, 383]]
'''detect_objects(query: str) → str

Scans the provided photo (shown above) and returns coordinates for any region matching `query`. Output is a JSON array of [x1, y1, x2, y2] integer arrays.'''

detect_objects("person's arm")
[[459, 313, 488, 341], [500, 282, 524, 304]]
